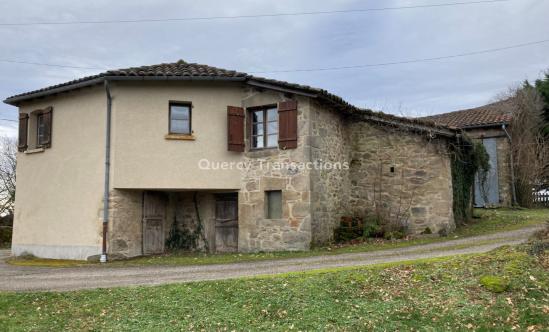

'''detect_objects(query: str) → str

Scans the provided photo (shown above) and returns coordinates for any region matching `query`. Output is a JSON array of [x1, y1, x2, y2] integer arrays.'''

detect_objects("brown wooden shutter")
[[18, 113, 29, 152], [227, 106, 245, 152], [278, 100, 298, 149], [42, 107, 53, 148]]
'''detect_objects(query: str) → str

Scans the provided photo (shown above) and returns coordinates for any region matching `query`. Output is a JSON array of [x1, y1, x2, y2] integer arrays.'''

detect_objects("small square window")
[[169, 103, 191, 135], [265, 190, 282, 219]]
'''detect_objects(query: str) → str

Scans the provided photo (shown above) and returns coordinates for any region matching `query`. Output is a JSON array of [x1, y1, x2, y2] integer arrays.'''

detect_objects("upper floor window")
[[169, 102, 191, 135], [36, 113, 48, 146], [251, 106, 278, 149], [18, 107, 53, 152]]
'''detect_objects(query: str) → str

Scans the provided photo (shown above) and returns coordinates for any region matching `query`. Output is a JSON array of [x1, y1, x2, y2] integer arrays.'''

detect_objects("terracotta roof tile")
[[105, 60, 248, 78], [4, 59, 458, 136], [423, 99, 514, 128]]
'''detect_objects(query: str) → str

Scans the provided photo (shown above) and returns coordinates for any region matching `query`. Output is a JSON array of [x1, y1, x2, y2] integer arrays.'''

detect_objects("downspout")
[[100, 80, 112, 263], [502, 124, 517, 206]]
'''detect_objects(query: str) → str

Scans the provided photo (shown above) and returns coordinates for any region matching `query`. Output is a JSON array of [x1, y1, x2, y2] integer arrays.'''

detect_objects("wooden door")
[[474, 138, 500, 207], [215, 193, 238, 252], [143, 191, 167, 255]]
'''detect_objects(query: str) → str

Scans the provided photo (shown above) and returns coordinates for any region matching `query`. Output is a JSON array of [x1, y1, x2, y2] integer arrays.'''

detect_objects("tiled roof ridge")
[[4, 59, 457, 135]]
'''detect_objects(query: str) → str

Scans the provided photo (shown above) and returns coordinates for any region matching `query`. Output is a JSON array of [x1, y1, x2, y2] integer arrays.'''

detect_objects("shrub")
[[383, 231, 405, 240], [333, 213, 408, 243], [528, 241, 549, 257], [334, 216, 363, 243], [421, 227, 432, 235], [362, 215, 383, 238], [379, 220, 407, 240], [0, 226, 12, 248], [479, 275, 509, 293]]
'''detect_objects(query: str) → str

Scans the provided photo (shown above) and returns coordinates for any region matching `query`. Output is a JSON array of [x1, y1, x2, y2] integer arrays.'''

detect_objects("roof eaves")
[[246, 78, 318, 97], [460, 121, 509, 129], [3, 75, 248, 106], [353, 111, 458, 138], [3, 77, 105, 106]]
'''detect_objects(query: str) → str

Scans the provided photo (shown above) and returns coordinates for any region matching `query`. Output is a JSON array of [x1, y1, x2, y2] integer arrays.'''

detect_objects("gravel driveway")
[[0, 226, 542, 292]]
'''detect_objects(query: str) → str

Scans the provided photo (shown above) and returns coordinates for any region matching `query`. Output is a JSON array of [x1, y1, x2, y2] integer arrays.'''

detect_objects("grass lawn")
[[7, 208, 548, 268], [1, 244, 547, 331]]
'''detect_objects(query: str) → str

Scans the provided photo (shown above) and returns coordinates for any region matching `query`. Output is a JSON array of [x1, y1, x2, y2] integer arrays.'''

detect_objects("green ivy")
[[165, 216, 198, 251], [451, 136, 491, 225], [165, 192, 210, 252]]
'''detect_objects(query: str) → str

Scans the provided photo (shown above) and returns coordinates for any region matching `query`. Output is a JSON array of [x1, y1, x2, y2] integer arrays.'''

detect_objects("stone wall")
[[496, 137, 512, 206], [309, 101, 351, 244], [238, 88, 312, 252], [347, 122, 455, 235], [107, 189, 143, 258], [305, 103, 456, 242]]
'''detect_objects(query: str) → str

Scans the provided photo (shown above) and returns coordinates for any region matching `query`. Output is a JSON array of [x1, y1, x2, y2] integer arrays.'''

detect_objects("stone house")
[[5, 60, 459, 260], [424, 99, 514, 207]]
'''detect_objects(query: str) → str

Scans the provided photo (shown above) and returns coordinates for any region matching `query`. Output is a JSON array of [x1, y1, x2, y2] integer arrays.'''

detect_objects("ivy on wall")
[[451, 136, 490, 225], [165, 217, 198, 251], [165, 192, 210, 252]]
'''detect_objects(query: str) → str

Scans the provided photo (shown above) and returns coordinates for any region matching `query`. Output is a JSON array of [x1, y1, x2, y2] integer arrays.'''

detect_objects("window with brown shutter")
[[249, 105, 278, 149], [37, 107, 53, 148], [18, 113, 29, 152], [278, 100, 298, 149], [227, 106, 245, 152]]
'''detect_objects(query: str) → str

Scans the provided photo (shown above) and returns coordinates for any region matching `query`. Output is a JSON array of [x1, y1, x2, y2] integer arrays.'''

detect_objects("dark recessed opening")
[[390, 166, 395, 173]]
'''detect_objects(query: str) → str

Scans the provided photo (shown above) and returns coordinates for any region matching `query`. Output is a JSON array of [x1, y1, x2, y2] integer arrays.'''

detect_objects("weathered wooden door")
[[215, 193, 238, 252], [143, 191, 167, 255], [474, 138, 500, 207]]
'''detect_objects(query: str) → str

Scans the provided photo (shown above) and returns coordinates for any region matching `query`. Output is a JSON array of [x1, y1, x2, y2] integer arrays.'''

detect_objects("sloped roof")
[[422, 99, 514, 128], [4, 60, 248, 103], [3, 60, 457, 137]]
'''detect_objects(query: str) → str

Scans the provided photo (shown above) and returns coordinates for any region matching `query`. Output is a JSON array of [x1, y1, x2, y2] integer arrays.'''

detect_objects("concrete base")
[[11, 244, 101, 260]]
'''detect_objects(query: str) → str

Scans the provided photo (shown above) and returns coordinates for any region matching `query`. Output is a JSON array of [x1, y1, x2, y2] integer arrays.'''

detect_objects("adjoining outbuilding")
[[424, 99, 515, 207]]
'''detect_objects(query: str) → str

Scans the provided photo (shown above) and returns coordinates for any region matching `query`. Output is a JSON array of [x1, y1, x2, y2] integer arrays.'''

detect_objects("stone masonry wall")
[[347, 122, 455, 235], [238, 88, 312, 252], [107, 189, 143, 258], [309, 101, 351, 244], [495, 137, 512, 206]]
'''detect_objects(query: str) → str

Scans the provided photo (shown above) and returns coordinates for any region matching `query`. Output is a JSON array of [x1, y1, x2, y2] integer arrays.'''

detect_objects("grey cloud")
[[1, 0, 548, 136]]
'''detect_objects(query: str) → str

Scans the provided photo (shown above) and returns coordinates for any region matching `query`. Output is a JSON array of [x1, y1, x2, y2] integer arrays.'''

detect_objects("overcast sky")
[[1, 0, 548, 136]]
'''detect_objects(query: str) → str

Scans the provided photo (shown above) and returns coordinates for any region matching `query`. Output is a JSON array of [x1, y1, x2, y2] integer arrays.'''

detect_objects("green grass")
[[458, 208, 548, 236], [7, 208, 548, 268], [0, 245, 547, 331]]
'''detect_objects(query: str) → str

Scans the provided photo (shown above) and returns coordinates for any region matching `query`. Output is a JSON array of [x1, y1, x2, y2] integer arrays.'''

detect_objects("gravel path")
[[0, 226, 542, 292]]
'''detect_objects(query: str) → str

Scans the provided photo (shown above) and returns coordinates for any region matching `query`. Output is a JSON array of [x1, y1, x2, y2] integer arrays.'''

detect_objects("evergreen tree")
[[534, 71, 549, 134]]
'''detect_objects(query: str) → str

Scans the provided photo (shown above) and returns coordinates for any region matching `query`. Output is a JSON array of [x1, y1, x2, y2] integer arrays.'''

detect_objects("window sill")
[[249, 146, 278, 151], [247, 147, 280, 158], [165, 134, 196, 141], [24, 148, 45, 154]]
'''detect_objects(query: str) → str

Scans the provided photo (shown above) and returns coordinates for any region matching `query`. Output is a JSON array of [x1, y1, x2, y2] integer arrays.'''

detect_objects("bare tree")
[[505, 87, 549, 207], [0, 136, 16, 218]]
